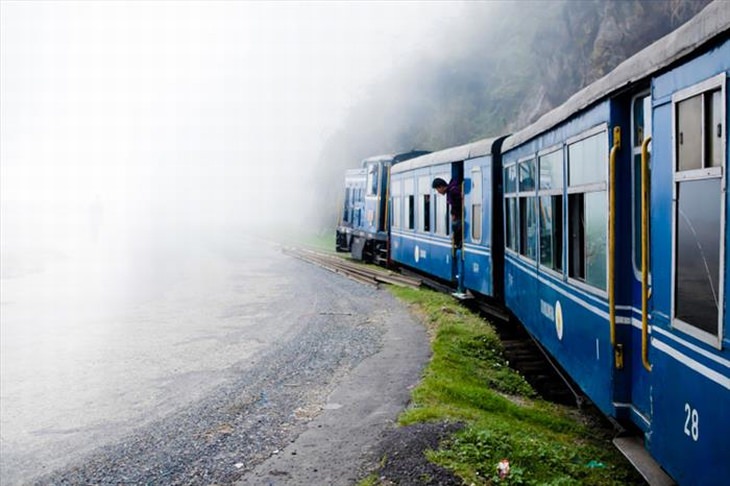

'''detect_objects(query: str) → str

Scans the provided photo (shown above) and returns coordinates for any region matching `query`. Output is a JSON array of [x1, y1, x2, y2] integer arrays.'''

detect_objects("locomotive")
[[336, 3, 729, 485]]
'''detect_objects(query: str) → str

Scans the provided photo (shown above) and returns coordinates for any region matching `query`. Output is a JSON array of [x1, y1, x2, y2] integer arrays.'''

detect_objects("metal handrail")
[[641, 136, 653, 372], [609, 127, 621, 355]]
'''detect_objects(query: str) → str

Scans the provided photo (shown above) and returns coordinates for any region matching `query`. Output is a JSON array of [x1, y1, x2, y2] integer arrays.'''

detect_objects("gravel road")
[[3, 239, 430, 485]]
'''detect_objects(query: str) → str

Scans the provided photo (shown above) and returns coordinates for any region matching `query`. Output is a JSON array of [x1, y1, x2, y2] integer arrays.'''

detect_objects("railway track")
[[284, 246, 583, 407], [282, 247, 422, 289]]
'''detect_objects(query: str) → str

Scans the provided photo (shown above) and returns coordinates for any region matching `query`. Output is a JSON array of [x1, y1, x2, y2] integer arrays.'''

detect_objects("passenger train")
[[336, 3, 729, 485]]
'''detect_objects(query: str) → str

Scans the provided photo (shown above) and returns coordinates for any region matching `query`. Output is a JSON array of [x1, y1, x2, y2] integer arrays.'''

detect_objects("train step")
[[613, 436, 675, 486]]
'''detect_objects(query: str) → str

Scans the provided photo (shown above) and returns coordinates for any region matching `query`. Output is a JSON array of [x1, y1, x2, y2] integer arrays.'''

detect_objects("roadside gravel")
[[33, 258, 429, 486]]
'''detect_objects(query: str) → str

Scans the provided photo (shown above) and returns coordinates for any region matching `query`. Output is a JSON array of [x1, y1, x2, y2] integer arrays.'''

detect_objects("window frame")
[[565, 124, 609, 297], [471, 166, 483, 243], [503, 161, 520, 255], [670, 73, 726, 348], [515, 155, 538, 263], [537, 144, 565, 278]]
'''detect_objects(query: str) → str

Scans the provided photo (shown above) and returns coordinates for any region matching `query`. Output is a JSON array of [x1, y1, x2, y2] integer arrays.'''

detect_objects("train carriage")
[[500, 3, 729, 484], [338, 151, 428, 263], [336, 167, 367, 253], [389, 138, 504, 295]]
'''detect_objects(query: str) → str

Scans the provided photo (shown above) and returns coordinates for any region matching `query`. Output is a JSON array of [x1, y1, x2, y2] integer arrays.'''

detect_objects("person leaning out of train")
[[432, 177, 462, 247]]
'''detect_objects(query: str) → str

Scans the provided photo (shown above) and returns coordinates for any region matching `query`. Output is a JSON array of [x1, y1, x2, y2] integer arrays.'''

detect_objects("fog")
[[1, 2, 476, 277], [1, 3, 480, 479]]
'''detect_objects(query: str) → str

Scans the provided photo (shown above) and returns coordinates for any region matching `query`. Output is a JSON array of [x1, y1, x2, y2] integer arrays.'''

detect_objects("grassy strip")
[[389, 286, 643, 485]]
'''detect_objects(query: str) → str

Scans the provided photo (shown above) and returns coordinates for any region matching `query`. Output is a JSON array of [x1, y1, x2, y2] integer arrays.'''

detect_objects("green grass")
[[389, 286, 643, 486]]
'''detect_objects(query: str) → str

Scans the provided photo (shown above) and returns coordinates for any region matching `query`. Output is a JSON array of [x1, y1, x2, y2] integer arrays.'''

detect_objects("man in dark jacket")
[[432, 177, 462, 247]]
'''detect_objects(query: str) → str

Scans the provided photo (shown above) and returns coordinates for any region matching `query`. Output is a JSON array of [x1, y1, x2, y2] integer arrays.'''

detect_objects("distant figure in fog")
[[432, 177, 462, 247]]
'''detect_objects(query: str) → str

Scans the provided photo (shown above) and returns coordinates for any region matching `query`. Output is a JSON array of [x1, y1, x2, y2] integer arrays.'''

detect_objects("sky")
[[1, 1, 469, 246]]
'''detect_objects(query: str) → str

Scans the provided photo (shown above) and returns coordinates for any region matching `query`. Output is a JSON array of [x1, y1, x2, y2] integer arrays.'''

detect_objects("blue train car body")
[[336, 168, 367, 253], [339, 151, 428, 263], [390, 139, 504, 296], [336, 2, 728, 484], [501, 4, 729, 484]]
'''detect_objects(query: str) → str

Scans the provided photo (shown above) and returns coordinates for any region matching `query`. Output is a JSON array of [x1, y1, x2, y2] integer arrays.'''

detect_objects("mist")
[[1, 1, 478, 291]]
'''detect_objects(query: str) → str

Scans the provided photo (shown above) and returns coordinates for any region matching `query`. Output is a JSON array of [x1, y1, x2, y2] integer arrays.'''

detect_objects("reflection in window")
[[673, 81, 725, 337], [519, 159, 536, 192], [676, 179, 720, 334], [539, 150, 563, 190], [569, 131, 607, 186]]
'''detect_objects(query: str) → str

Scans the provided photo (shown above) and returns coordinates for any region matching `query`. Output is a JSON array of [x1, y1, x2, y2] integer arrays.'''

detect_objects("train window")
[[407, 195, 414, 230], [519, 159, 535, 192], [506, 197, 517, 252], [672, 75, 725, 344], [538, 149, 563, 272], [539, 150, 563, 190], [471, 167, 482, 242], [519, 197, 537, 260], [422, 194, 431, 232], [569, 132, 606, 186], [366, 164, 379, 196], [675, 179, 721, 334], [392, 197, 401, 229], [505, 165, 517, 193], [539, 196, 563, 271], [504, 164, 518, 253], [632, 94, 652, 279], [567, 130, 608, 291]]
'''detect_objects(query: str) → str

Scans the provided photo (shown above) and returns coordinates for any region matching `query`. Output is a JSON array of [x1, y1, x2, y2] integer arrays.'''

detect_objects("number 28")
[[684, 403, 699, 441]]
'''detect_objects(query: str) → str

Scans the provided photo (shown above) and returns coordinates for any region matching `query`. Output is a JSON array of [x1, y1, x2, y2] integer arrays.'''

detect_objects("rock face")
[[316, 0, 713, 229]]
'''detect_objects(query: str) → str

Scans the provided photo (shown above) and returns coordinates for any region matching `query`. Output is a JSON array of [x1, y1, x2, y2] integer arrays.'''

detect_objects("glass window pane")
[[568, 193, 585, 280], [676, 94, 703, 171], [540, 195, 563, 272], [539, 150, 563, 190], [568, 131, 608, 186], [422, 194, 431, 232], [472, 204, 482, 242], [407, 195, 414, 230], [505, 165, 517, 193], [367, 164, 379, 195], [707, 89, 724, 168], [519, 197, 537, 260], [585, 191, 607, 290], [633, 154, 643, 270], [676, 179, 720, 334], [519, 159, 536, 192], [506, 198, 517, 251]]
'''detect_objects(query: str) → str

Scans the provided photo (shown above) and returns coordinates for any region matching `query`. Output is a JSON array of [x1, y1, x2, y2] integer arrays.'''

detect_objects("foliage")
[[389, 286, 644, 485]]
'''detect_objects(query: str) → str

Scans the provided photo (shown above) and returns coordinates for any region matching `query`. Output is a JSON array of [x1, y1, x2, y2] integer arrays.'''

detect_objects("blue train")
[[336, 151, 429, 264], [337, 3, 729, 485]]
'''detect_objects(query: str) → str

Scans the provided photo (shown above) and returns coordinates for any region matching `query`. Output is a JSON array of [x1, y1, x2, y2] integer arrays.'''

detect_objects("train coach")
[[336, 1, 728, 484], [388, 138, 505, 297], [498, 3, 729, 484], [336, 151, 429, 263]]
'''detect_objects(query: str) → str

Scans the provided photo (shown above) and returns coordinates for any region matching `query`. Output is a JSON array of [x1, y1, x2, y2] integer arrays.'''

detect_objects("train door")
[[626, 92, 653, 429]]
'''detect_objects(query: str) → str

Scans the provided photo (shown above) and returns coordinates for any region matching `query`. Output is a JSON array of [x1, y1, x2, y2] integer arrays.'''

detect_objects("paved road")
[[0, 235, 429, 485]]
